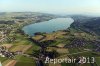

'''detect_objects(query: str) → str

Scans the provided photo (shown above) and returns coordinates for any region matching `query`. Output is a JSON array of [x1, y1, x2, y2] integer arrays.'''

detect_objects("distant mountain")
[[0, 12, 6, 15], [70, 15, 100, 35]]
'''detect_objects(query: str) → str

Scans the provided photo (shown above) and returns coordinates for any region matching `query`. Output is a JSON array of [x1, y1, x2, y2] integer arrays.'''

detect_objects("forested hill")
[[70, 15, 100, 35]]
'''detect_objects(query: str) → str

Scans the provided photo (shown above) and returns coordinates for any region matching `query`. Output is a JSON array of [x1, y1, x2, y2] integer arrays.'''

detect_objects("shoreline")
[[22, 17, 74, 37], [21, 18, 57, 36]]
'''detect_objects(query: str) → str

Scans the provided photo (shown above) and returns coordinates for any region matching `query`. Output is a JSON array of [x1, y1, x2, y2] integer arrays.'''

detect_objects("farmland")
[[10, 45, 32, 53], [0, 13, 100, 66], [0, 12, 56, 66]]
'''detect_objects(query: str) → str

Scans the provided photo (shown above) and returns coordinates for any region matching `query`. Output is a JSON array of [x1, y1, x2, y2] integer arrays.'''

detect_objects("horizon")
[[0, 0, 100, 16], [0, 12, 100, 17]]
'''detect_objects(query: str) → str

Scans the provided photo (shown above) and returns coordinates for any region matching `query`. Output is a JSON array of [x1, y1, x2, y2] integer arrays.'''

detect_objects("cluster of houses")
[[0, 31, 8, 43], [64, 37, 100, 52], [0, 45, 24, 58], [0, 46, 15, 58], [65, 38, 87, 48], [91, 40, 100, 52], [0, 29, 14, 43]]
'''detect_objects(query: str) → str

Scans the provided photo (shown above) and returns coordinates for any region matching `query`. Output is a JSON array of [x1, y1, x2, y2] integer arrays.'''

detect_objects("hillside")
[[70, 15, 100, 35]]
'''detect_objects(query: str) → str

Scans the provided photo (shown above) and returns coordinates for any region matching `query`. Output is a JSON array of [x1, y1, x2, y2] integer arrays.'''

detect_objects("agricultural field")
[[9, 45, 32, 53], [15, 55, 35, 66], [95, 57, 100, 66], [0, 12, 100, 66], [0, 57, 8, 63], [1, 44, 13, 49], [33, 31, 67, 42], [3, 60, 17, 66], [46, 47, 69, 54]]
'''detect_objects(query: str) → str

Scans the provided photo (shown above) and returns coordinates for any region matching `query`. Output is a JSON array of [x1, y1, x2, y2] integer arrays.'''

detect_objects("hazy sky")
[[0, 0, 100, 15]]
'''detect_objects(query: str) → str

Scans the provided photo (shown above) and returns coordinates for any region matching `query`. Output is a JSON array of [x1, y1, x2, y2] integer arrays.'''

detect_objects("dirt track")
[[4, 60, 17, 66]]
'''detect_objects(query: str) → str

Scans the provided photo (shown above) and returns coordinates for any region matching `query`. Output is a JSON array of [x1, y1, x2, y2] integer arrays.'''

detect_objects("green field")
[[0, 57, 8, 62], [15, 55, 35, 66], [95, 57, 100, 66]]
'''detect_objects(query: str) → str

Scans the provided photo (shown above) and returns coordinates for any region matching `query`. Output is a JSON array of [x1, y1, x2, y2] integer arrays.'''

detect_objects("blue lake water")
[[22, 18, 74, 36]]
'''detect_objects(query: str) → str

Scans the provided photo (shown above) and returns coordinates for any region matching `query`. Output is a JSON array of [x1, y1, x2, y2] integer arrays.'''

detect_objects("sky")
[[0, 0, 100, 15]]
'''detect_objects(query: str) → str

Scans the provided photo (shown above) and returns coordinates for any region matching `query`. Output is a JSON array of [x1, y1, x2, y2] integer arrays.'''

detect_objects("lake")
[[22, 18, 74, 36]]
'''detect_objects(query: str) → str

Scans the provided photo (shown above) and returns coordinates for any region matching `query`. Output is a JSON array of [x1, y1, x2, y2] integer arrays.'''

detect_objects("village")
[[0, 46, 14, 58], [0, 12, 100, 66]]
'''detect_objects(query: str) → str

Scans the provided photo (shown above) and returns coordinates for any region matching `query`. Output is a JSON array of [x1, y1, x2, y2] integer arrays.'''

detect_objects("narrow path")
[[4, 60, 17, 66]]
